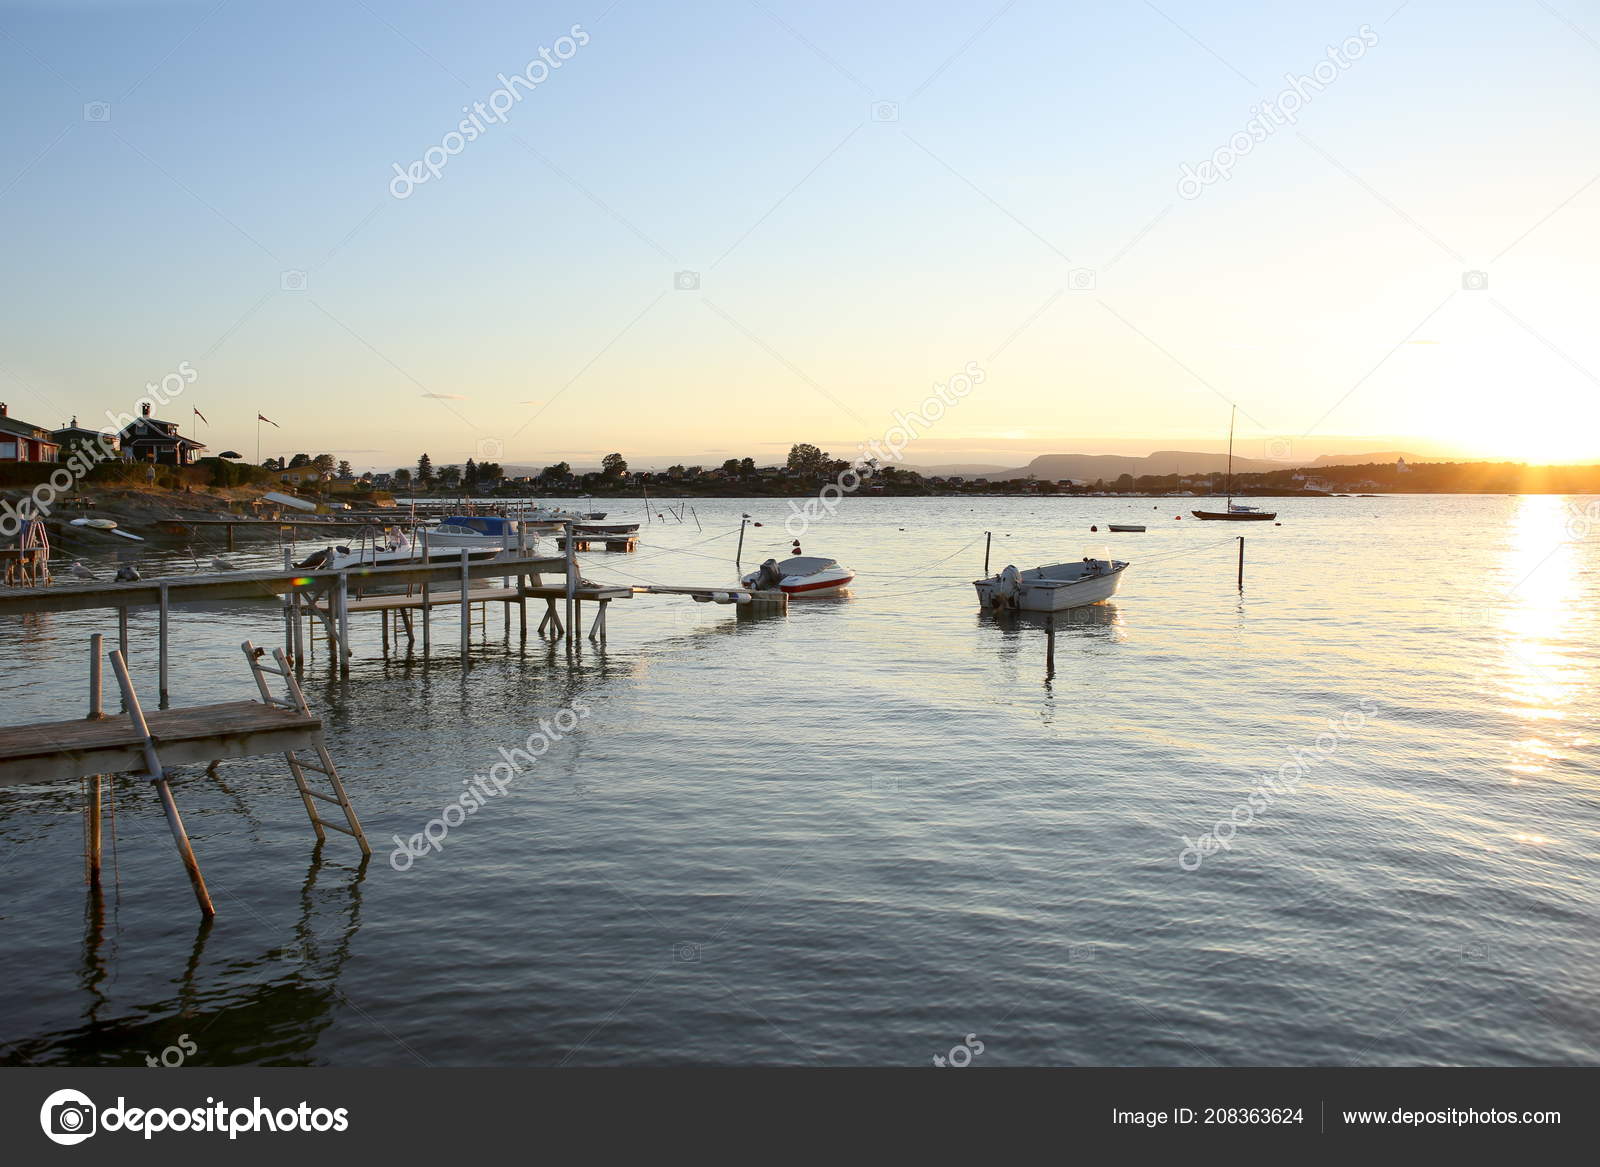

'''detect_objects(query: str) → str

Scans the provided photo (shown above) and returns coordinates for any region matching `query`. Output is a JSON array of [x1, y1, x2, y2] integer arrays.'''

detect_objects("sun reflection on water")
[[1497, 496, 1589, 778]]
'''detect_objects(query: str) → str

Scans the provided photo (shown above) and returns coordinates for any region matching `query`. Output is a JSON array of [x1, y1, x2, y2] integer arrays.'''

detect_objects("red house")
[[0, 402, 60, 463]]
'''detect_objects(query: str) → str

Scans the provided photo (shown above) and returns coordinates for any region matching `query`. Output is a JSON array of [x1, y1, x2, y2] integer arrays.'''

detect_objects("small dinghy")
[[974, 557, 1128, 612], [742, 554, 854, 597], [70, 518, 118, 529], [1107, 524, 1146, 532]]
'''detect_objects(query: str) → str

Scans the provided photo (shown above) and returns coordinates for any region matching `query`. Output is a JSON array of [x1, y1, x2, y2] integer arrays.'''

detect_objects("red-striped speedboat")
[[742, 555, 854, 597]]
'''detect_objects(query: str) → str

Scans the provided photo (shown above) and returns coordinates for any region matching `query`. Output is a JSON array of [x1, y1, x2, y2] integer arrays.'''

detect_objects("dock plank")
[[0, 701, 321, 787]]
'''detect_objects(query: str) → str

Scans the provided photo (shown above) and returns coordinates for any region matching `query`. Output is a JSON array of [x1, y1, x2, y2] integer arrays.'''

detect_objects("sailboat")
[[1191, 406, 1277, 521]]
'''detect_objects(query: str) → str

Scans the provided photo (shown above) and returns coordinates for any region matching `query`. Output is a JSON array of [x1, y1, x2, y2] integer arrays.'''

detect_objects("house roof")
[[0, 414, 56, 441]]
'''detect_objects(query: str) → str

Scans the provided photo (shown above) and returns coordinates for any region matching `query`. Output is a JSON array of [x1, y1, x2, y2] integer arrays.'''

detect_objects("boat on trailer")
[[426, 514, 539, 549], [974, 558, 1128, 612]]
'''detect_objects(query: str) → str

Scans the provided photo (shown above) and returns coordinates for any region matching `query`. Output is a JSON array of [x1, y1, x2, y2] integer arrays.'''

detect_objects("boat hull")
[[1191, 510, 1276, 520], [974, 566, 1125, 612]]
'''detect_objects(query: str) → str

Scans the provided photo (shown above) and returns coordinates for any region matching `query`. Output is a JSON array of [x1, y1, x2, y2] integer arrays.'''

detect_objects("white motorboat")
[[516, 505, 608, 523], [973, 558, 1128, 612], [742, 554, 854, 597], [426, 515, 539, 550]]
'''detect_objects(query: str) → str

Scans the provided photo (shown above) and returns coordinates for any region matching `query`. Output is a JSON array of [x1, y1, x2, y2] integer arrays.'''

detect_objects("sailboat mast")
[[1225, 405, 1235, 506]]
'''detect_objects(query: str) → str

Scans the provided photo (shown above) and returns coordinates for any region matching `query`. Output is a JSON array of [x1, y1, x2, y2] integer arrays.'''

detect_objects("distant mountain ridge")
[[990, 449, 1419, 481]]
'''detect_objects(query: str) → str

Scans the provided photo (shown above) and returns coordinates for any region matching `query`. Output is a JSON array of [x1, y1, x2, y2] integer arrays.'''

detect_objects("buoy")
[[1175, 515, 1182, 520], [1090, 525, 1097, 532]]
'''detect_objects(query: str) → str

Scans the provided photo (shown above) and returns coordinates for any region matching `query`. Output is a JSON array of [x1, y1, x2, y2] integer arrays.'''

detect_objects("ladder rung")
[[313, 818, 360, 838], [292, 758, 331, 776], [303, 788, 342, 804], [254, 665, 290, 678]]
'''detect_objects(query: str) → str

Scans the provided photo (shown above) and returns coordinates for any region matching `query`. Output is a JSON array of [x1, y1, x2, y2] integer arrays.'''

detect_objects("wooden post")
[[86, 633, 105, 889], [157, 582, 170, 708], [736, 517, 747, 571], [227, 523, 235, 552], [460, 548, 471, 665], [117, 605, 129, 661], [109, 649, 215, 919], [88, 633, 104, 719], [1237, 536, 1245, 590], [564, 521, 576, 650], [282, 548, 295, 662], [337, 570, 350, 677], [86, 774, 103, 890], [1045, 613, 1056, 680], [421, 530, 431, 656], [984, 531, 992, 576]]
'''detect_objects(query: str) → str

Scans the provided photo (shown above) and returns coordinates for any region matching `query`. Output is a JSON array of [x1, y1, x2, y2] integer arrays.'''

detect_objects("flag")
[[193, 407, 209, 425], [257, 414, 279, 427]]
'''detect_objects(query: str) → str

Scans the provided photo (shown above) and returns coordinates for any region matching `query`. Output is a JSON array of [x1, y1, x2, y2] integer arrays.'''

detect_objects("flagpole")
[[256, 416, 261, 466]]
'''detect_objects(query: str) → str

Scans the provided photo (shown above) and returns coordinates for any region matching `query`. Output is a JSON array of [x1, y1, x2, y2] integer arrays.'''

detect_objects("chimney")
[[141, 402, 152, 417], [0, 402, 7, 417]]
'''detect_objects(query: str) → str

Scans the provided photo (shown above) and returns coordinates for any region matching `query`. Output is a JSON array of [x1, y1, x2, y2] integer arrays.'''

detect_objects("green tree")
[[478, 461, 502, 482], [417, 453, 434, 485], [287, 453, 311, 469], [394, 468, 412, 486], [438, 464, 461, 489], [539, 462, 571, 483], [337, 460, 353, 479], [721, 458, 741, 476], [739, 456, 755, 475], [463, 458, 479, 491], [312, 453, 336, 475], [601, 452, 628, 478], [786, 443, 831, 479]]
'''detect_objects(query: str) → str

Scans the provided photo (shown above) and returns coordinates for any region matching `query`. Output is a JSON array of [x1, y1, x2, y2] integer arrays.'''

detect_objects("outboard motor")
[[991, 565, 1021, 609]]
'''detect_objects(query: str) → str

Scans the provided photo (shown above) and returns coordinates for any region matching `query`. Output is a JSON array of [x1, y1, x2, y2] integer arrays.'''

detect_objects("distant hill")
[[992, 449, 1420, 481], [993, 450, 1278, 481], [1308, 451, 1418, 467]]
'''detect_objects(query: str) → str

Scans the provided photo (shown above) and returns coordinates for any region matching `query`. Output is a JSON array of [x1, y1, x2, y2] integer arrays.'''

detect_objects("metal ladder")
[[241, 640, 371, 856]]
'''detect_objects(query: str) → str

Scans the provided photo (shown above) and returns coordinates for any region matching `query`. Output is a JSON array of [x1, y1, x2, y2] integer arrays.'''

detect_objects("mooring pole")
[[86, 634, 104, 890], [564, 521, 577, 651], [459, 548, 471, 665], [421, 529, 432, 657], [984, 531, 992, 576], [88, 633, 104, 719], [1045, 613, 1056, 680], [736, 518, 748, 571], [158, 582, 170, 708], [1237, 536, 1245, 590]]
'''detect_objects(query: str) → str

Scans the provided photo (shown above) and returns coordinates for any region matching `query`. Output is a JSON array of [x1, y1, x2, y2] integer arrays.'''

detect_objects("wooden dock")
[[0, 637, 368, 919]]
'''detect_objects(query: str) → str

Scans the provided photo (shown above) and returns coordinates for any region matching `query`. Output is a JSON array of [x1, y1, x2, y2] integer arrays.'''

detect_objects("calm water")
[[1, 495, 1596, 1066]]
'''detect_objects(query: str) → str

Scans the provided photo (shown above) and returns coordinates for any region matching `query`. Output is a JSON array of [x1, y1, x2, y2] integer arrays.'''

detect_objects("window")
[[0, 439, 17, 459]]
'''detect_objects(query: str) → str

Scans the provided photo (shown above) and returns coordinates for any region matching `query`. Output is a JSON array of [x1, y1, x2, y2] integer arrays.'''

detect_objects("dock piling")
[[459, 549, 470, 665], [158, 583, 170, 707], [1237, 536, 1245, 590]]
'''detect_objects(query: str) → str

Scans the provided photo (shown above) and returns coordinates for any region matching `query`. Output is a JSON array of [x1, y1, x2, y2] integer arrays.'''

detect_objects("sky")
[[0, 0, 1597, 473]]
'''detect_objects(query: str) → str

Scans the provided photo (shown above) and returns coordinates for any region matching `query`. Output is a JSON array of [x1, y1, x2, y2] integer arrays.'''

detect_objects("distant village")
[[5, 402, 1597, 498]]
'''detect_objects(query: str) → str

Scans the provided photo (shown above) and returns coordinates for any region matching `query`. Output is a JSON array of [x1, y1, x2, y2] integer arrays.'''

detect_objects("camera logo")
[[673, 270, 700, 291], [476, 436, 505, 461], [1265, 437, 1293, 460], [41, 1088, 97, 1145], [673, 942, 700, 962], [83, 102, 111, 122], [1461, 270, 1488, 291], [1068, 267, 1097, 292], [281, 270, 308, 292], [871, 100, 899, 122]]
